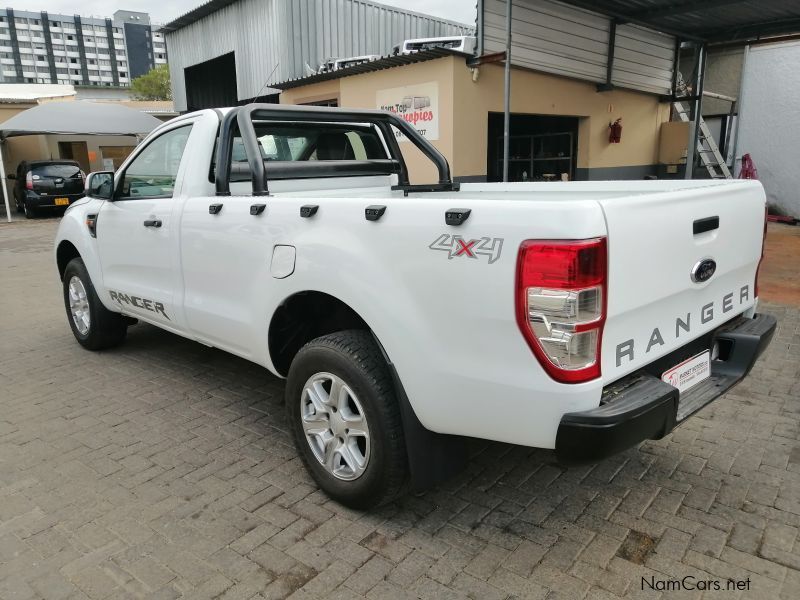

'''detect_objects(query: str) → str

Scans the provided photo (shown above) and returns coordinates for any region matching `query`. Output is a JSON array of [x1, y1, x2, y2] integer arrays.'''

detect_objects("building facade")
[[162, 0, 470, 112], [0, 7, 167, 88], [277, 52, 671, 184]]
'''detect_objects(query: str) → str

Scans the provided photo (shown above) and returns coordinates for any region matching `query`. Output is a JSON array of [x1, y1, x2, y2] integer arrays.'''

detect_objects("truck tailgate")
[[598, 180, 766, 383]]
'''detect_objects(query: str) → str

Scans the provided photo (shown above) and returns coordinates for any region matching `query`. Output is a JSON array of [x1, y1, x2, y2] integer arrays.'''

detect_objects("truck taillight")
[[516, 238, 607, 383], [25, 172, 33, 190]]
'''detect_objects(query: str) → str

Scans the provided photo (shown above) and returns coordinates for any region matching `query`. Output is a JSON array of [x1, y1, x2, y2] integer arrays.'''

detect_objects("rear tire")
[[286, 330, 407, 509], [62, 257, 128, 350], [23, 201, 35, 219]]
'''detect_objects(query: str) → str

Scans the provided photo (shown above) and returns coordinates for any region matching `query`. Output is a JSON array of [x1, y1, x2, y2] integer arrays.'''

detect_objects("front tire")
[[286, 330, 407, 509], [62, 257, 128, 350]]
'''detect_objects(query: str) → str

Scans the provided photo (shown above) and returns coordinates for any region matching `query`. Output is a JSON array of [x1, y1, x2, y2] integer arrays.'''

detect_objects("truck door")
[[96, 122, 195, 331]]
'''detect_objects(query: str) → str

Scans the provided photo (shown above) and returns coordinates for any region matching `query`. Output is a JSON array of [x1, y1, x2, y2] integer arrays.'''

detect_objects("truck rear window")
[[211, 121, 392, 183], [247, 122, 387, 162]]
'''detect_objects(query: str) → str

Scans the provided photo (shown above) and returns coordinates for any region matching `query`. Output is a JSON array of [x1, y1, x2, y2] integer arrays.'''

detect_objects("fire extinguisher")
[[609, 118, 622, 144]]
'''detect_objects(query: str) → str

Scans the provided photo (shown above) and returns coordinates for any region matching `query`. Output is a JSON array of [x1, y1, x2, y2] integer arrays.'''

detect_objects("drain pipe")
[[502, 0, 512, 182]]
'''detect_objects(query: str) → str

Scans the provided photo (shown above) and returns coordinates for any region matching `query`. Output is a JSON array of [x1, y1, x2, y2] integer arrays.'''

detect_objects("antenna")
[[254, 62, 280, 100]]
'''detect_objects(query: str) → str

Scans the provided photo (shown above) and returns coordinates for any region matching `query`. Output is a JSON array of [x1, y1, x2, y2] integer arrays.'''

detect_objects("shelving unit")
[[495, 132, 574, 182]]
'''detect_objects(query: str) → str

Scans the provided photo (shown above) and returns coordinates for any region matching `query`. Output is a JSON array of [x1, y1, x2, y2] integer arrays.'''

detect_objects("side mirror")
[[6, 173, 15, 180], [86, 171, 114, 200]]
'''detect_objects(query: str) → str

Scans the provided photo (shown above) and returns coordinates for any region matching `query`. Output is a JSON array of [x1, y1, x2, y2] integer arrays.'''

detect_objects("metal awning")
[[556, 0, 800, 44], [0, 101, 161, 222]]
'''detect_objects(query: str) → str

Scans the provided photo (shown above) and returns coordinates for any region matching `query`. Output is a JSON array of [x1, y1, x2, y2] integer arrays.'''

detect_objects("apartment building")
[[0, 8, 167, 88]]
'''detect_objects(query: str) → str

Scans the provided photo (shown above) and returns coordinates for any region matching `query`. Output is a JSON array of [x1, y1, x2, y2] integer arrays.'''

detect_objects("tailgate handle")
[[693, 216, 719, 235]]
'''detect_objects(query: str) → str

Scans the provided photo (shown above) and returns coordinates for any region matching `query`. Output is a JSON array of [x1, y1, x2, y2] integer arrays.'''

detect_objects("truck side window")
[[118, 125, 192, 199]]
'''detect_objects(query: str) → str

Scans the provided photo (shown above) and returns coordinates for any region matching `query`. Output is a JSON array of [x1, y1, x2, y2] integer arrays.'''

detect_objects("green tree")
[[131, 64, 172, 101]]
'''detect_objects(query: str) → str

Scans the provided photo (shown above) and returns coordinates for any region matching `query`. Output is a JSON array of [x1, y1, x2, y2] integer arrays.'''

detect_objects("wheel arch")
[[56, 240, 81, 280], [268, 290, 369, 378], [269, 289, 468, 492]]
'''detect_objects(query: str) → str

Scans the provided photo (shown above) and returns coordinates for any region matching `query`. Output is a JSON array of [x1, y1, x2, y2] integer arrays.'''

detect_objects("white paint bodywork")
[[55, 109, 767, 449]]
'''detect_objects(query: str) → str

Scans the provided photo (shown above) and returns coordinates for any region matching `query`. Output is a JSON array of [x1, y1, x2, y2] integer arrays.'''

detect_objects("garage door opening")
[[488, 113, 579, 182], [185, 52, 238, 111]]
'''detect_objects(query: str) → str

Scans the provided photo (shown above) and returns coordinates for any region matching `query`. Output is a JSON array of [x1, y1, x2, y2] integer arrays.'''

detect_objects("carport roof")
[[556, 0, 800, 43]]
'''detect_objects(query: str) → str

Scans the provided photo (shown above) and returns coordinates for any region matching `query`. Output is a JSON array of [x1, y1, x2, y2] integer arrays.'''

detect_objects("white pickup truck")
[[55, 104, 775, 508]]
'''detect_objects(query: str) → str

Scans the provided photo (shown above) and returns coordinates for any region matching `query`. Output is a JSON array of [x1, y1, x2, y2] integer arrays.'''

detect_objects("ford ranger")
[[55, 104, 776, 508]]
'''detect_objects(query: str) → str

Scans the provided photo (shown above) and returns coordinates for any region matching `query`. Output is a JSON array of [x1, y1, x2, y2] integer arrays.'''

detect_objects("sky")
[[9, 0, 476, 26]]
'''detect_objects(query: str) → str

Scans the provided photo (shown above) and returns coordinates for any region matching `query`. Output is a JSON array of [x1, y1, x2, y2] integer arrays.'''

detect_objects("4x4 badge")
[[429, 234, 504, 264]]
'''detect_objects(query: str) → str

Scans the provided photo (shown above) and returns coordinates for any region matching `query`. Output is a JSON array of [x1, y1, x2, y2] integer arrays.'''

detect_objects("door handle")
[[209, 203, 223, 215], [143, 219, 162, 228]]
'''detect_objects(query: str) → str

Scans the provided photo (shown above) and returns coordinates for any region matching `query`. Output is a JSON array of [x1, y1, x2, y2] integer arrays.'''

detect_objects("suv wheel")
[[23, 201, 35, 219], [63, 257, 128, 350], [286, 330, 407, 508]]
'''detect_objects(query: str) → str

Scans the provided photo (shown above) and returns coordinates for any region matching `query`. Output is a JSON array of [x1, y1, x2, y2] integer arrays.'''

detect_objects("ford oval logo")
[[691, 258, 717, 283]]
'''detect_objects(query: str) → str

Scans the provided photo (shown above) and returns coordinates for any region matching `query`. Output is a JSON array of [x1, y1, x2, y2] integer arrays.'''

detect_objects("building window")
[[67, 35, 73, 40], [70, 58, 77, 63], [119, 71, 127, 77]]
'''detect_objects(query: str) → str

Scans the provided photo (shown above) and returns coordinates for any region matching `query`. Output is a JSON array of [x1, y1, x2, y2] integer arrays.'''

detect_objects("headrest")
[[316, 132, 355, 160]]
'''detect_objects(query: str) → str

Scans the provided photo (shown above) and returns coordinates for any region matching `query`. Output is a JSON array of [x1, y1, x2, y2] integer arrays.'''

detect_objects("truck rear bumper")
[[555, 313, 776, 463]]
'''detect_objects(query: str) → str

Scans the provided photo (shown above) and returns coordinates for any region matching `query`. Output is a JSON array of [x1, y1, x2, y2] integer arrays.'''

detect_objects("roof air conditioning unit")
[[392, 36, 476, 56]]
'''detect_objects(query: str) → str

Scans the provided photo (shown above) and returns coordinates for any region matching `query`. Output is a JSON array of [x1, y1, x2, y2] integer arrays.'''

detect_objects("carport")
[[482, 0, 800, 180], [0, 101, 161, 222]]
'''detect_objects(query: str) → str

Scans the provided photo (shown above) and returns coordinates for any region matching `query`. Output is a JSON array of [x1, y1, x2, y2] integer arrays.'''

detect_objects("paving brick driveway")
[[1, 219, 799, 600]]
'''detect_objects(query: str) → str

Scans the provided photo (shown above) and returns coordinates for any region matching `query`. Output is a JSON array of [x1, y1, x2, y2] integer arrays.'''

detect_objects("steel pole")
[[502, 0, 512, 182], [685, 43, 706, 179], [0, 141, 11, 222]]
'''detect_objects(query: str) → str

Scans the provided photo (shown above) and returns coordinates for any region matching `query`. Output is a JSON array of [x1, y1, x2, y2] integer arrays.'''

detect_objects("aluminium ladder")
[[674, 73, 733, 179]]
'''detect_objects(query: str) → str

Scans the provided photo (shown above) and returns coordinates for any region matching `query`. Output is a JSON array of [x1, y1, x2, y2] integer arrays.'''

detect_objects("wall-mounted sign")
[[376, 81, 439, 142]]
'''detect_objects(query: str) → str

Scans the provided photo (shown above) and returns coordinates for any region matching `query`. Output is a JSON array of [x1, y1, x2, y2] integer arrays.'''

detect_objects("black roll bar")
[[214, 108, 238, 197], [215, 103, 456, 197]]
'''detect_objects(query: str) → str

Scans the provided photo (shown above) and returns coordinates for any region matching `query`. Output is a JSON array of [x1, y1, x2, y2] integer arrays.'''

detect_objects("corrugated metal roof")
[[161, 0, 471, 33], [160, 0, 237, 32], [556, 0, 800, 43], [272, 48, 465, 89]]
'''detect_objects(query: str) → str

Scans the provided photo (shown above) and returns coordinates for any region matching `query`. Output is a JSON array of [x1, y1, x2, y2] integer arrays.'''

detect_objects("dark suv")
[[12, 160, 85, 218]]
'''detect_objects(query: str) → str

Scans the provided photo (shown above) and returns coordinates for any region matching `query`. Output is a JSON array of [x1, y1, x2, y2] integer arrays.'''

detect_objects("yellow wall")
[[452, 59, 671, 177], [280, 79, 341, 106], [279, 56, 672, 181]]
